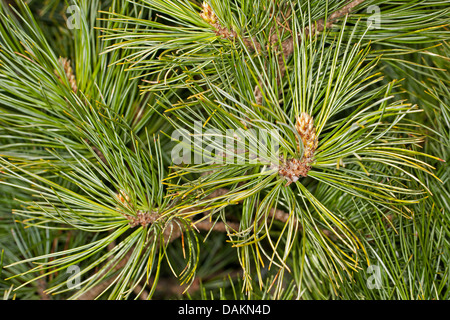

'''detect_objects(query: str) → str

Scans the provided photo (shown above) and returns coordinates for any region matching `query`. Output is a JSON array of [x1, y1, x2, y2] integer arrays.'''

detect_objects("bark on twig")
[[199, 187, 302, 230], [37, 278, 50, 300]]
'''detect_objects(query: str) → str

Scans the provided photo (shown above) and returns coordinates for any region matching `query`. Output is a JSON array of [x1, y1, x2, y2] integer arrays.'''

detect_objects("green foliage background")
[[0, 0, 449, 300]]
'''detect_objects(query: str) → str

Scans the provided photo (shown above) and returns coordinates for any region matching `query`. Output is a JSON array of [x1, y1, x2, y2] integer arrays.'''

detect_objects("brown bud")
[[279, 112, 319, 185], [200, 2, 217, 25], [295, 112, 318, 161], [55, 57, 78, 93]]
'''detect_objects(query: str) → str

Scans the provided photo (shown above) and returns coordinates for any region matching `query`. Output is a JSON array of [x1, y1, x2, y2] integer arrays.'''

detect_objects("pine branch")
[[279, 112, 319, 185], [75, 210, 238, 300], [280, 0, 366, 57], [198, 188, 301, 229], [253, 0, 366, 104], [2, 0, 448, 301]]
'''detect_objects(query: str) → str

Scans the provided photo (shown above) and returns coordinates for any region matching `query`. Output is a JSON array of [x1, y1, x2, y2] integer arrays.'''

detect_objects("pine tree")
[[0, 0, 449, 300]]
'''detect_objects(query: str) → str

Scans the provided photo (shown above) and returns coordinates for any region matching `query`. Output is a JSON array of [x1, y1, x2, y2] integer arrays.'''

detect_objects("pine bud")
[[295, 112, 318, 161], [278, 157, 311, 186], [128, 210, 159, 228], [200, 2, 217, 24]]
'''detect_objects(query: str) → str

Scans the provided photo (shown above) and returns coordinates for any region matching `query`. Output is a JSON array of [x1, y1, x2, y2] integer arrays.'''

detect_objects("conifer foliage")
[[0, 0, 449, 300]]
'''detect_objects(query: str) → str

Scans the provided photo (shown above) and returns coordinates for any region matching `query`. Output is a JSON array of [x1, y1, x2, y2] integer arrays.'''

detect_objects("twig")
[[194, 219, 240, 234], [37, 276, 50, 300], [199, 187, 302, 229]]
